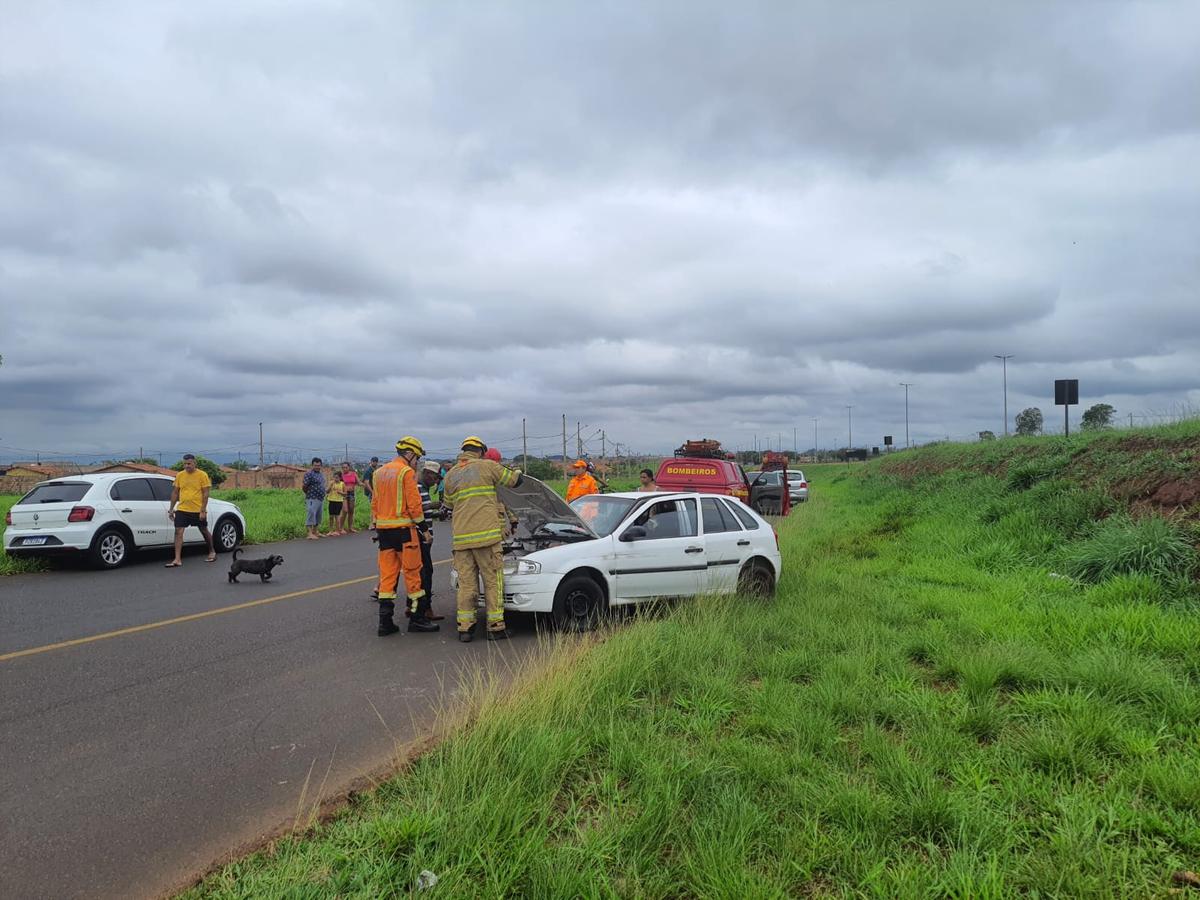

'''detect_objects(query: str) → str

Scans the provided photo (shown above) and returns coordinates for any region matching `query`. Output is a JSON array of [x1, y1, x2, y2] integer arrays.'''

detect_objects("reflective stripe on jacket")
[[371, 457, 424, 529], [443, 452, 521, 549]]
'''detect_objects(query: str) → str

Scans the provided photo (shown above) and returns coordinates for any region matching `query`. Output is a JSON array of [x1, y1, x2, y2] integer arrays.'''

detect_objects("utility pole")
[[562, 414, 567, 471], [259, 422, 265, 469], [793, 427, 797, 455], [994, 355, 1013, 436], [576, 421, 582, 458], [344, 442, 349, 464], [601, 430, 606, 460], [522, 418, 528, 473], [899, 383, 912, 448], [812, 418, 818, 459], [139, 446, 143, 460], [846, 406, 854, 451]]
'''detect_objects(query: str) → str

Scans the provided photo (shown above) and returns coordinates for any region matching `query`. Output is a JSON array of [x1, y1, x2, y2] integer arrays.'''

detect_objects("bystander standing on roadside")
[[303, 457, 327, 540], [340, 462, 359, 533], [638, 468, 658, 492], [362, 456, 380, 506], [165, 453, 215, 567], [327, 471, 348, 535]]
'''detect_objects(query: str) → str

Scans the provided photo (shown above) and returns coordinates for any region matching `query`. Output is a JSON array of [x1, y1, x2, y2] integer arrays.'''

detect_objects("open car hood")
[[497, 476, 597, 539]]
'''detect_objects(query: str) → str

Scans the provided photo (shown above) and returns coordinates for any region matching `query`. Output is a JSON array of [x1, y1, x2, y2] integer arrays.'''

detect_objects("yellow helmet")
[[461, 436, 486, 452], [396, 436, 425, 457]]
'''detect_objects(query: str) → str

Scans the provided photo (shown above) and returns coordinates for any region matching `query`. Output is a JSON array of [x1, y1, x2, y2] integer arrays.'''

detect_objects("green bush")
[[1062, 516, 1197, 584]]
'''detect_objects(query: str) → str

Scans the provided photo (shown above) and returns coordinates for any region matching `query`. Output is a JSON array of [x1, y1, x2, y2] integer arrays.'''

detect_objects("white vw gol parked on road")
[[4, 474, 246, 569], [453, 478, 782, 631]]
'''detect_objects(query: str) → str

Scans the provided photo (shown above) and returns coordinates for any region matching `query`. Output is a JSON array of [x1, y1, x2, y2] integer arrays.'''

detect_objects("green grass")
[[213, 489, 373, 543], [186, 450, 1200, 898]]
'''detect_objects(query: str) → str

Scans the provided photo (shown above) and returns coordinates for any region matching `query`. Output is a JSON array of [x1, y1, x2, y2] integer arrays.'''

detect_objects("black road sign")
[[1055, 379, 1079, 406]]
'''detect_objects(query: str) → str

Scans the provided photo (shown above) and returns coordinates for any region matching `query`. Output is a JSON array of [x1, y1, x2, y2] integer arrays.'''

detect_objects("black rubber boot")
[[378, 600, 400, 636], [408, 616, 440, 633], [458, 624, 476, 643], [486, 629, 510, 642]]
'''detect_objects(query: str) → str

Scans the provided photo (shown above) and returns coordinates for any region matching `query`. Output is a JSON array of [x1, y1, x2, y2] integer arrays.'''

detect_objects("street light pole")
[[899, 383, 912, 448], [846, 406, 854, 451], [994, 355, 1013, 436]]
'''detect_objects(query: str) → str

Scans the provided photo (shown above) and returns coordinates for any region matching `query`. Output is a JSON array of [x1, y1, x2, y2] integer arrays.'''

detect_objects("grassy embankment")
[[189, 423, 1200, 897]]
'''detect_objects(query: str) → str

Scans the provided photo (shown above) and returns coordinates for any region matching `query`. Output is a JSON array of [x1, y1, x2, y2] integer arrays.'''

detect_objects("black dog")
[[228, 548, 284, 583]]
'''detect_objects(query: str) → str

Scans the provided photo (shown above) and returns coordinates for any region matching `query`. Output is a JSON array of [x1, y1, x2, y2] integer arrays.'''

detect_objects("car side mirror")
[[620, 525, 648, 542]]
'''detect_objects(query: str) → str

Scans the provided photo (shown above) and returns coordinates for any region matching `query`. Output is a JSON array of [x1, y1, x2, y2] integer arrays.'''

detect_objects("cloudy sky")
[[2, 1, 1198, 464]]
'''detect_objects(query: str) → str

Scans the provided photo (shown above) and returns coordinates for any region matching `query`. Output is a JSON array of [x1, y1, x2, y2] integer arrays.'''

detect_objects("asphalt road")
[[0, 526, 542, 900]]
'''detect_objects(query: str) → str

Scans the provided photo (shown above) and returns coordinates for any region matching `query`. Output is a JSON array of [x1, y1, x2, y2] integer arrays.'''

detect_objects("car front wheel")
[[214, 517, 242, 553], [551, 574, 605, 632], [89, 528, 130, 570]]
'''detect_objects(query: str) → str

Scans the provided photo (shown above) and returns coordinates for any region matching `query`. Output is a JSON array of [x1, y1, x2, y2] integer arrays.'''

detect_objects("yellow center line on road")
[[0, 559, 452, 664]]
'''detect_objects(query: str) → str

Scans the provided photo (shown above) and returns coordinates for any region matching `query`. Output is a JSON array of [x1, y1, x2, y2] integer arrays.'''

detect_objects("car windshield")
[[569, 495, 639, 536], [19, 482, 91, 504]]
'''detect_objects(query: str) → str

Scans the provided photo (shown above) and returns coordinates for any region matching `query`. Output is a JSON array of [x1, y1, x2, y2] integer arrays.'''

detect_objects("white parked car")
[[4, 474, 246, 569], [454, 479, 783, 631], [787, 469, 809, 504]]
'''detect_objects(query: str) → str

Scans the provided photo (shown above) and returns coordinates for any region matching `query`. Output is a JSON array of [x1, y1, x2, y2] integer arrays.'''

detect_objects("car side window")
[[726, 500, 760, 530], [627, 498, 697, 540], [149, 478, 175, 502], [111, 478, 156, 502], [701, 498, 740, 534]]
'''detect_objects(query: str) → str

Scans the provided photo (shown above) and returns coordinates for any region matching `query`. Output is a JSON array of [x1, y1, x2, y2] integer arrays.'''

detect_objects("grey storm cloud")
[[2, 0, 1199, 464]]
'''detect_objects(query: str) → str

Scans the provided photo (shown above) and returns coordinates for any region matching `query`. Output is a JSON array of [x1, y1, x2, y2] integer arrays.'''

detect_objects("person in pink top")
[[340, 462, 360, 533]]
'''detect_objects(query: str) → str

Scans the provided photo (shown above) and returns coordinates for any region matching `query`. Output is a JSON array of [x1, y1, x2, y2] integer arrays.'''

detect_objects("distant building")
[[0, 463, 70, 495]]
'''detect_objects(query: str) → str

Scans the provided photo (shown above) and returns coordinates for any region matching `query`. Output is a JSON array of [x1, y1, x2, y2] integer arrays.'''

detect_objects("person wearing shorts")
[[327, 472, 347, 535], [166, 453, 215, 567], [340, 462, 359, 533], [303, 457, 326, 540]]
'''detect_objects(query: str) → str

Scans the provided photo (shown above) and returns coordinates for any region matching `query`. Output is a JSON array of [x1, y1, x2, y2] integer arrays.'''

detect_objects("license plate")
[[22, 536, 48, 546]]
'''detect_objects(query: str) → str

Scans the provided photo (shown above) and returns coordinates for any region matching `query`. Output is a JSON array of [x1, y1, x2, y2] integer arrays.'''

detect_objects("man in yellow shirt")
[[166, 454, 215, 567]]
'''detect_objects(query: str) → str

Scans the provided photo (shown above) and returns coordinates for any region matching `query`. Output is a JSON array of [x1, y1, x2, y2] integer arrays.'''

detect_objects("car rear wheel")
[[552, 574, 605, 632], [738, 559, 775, 599], [214, 517, 241, 553], [89, 528, 130, 570]]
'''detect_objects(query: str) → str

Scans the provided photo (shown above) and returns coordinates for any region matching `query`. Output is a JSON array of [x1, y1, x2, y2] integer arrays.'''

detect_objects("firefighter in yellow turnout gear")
[[371, 436, 435, 636], [443, 436, 523, 642]]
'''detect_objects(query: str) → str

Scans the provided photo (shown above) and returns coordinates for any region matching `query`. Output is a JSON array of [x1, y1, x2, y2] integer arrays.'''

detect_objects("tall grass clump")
[[1062, 515, 1197, 584]]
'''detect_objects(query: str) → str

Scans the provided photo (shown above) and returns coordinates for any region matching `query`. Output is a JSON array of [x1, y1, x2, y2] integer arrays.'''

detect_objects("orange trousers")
[[377, 527, 424, 602]]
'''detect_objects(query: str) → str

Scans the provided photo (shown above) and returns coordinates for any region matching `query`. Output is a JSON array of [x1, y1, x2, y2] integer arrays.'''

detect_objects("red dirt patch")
[[1150, 478, 1200, 508]]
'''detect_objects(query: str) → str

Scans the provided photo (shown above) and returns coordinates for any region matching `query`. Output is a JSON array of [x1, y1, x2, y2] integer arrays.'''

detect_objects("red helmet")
[[483, 448, 502, 462]]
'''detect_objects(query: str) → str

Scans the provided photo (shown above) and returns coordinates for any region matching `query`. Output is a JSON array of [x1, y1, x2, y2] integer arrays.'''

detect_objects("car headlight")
[[503, 558, 542, 576]]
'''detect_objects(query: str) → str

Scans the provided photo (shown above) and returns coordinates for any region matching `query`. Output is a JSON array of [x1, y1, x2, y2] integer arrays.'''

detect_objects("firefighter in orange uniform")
[[370, 436, 437, 636], [565, 459, 600, 502]]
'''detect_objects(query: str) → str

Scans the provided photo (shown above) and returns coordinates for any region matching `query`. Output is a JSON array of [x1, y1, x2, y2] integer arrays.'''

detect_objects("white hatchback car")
[[4, 474, 246, 569], [455, 479, 782, 631]]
